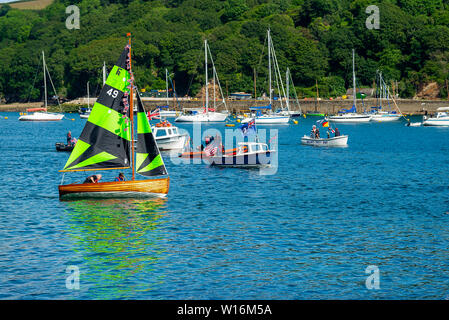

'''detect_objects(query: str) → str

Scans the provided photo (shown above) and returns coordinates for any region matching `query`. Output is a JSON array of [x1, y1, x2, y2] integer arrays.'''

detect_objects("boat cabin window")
[[251, 144, 261, 152], [172, 128, 178, 134], [155, 129, 167, 137]]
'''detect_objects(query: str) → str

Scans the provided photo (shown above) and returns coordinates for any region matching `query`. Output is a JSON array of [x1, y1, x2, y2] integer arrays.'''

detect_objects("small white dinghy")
[[301, 135, 348, 147]]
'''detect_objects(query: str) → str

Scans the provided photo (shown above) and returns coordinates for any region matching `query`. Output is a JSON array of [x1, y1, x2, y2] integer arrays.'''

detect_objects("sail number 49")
[[107, 89, 119, 98]]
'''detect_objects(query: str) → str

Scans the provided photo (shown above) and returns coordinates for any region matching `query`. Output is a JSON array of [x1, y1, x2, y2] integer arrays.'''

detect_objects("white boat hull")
[[328, 114, 371, 123], [79, 113, 90, 119], [160, 110, 178, 118], [422, 119, 449, 126], [241, 115, 290, 124], [155, 134, 187, 150], [175, 112, 228, 122], [19, 112, 64, 121], [370, 114, 401, 122], [301, 135, 348, 147]]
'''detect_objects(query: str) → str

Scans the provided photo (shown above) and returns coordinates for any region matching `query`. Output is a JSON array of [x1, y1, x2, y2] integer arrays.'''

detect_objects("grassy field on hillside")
[[9, 0, 54, 10]]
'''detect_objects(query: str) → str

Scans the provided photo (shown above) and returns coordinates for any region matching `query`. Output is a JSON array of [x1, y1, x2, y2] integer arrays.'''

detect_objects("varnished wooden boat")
[[59, 177, 169, 199], [179, 147, 242, 159]]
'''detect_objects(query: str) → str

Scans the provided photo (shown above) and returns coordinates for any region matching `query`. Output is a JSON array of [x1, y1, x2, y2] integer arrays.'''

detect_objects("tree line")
[[0, 0, 448, 103]]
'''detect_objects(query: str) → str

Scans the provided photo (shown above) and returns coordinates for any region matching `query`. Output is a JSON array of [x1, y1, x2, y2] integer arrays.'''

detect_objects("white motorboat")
[[422, 107, 449, 126], [206, 142, 274, 168], [301, 135, 348, 147], [19, 51, 64, 122], [19, 111, 64, 121], [151, 122, 187, 150]]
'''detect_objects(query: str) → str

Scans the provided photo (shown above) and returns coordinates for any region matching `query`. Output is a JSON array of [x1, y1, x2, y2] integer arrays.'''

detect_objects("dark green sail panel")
[[135, 93, 168, 177], [63, 46, 132, 171]]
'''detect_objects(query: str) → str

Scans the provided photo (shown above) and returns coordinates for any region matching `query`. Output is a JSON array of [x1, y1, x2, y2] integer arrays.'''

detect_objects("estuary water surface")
[[0, 112, 448, 299]]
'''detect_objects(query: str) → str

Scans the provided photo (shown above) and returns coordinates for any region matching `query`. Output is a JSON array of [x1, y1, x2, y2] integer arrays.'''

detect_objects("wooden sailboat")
[[58, 36, 169, 199]]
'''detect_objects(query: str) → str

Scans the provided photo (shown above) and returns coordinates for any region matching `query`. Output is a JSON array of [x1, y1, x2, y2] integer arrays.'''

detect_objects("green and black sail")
[[62, 47, 132, 172], [135, 92, 167, 177]]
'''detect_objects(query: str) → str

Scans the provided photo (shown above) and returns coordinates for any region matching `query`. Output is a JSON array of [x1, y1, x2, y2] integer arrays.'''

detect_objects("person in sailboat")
[[315, 127, 320, 139], [114, 172, 126, 182], [83, 174, 102, 184], [67, 131, 72, 145]]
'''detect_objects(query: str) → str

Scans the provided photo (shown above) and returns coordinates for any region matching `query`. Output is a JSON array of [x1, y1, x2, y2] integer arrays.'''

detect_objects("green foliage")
[[0, 0, 448, 102]]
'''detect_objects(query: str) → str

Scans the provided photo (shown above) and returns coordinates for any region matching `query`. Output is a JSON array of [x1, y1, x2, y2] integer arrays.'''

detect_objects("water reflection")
[[63, 198, 168, 299]]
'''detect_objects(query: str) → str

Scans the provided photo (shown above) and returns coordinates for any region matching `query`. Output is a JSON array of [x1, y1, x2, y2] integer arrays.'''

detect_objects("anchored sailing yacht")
[[242, 29, 290, 124], [19, 51, 64, 121], [329, 49, 371, 123], [175, 40, 228, 122]]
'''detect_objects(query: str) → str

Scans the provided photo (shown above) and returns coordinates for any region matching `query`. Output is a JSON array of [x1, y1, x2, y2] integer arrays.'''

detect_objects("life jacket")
[[115, 176, 125, 182]]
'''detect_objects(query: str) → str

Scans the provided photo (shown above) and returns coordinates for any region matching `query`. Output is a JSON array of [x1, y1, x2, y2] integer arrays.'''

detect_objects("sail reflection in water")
[[63, 198, 168, 299]]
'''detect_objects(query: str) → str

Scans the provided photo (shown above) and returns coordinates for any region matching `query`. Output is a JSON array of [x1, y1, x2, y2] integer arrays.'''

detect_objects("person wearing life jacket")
[[83, 174, 102, 184], [114, 172, 125, 182]]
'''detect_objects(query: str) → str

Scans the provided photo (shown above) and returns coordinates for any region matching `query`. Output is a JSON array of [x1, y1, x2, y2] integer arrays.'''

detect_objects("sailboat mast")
[[42, 51, 47, 109], [352, 49, 356, 111], [103, 61, 106, 86], [87, 81, 90, 108], [268, 29, 272, 106], [165, 68, 169, 107], [205, 39, 208, 114], [129, 36, 135, 181], [286, 68, 289, 111]]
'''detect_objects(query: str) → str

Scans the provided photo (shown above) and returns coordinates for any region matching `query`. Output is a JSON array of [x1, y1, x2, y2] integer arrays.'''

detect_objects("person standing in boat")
[[315, 127, 320, 139], [83, 174, 102, 184], [67, 131, 72, 145], [310, 125, 316, 138], [334, 127, 340, 137]]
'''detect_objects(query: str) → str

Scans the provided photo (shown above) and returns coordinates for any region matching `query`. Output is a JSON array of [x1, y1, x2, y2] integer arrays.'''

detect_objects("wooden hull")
[[59, 177, 169, 199]]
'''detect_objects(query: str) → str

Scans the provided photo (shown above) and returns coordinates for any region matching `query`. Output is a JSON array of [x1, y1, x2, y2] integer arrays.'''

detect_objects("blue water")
[[0, 112, 449, 300]]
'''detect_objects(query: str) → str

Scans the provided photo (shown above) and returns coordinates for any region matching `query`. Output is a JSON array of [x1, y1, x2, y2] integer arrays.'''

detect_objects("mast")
[[286, 68, 289, 111], [103, 61, 106, 86], [205, 39, 208, 115], [165, 68, 169, 107], [129, 35, 135, 181], [352, 49, 356, 112], [42, 51, 47, 110], [268, 29, 272, 106], [87, 81, 90, 108], [213, 67, 216, 110]]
